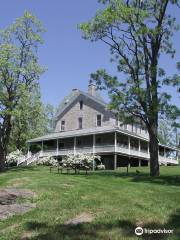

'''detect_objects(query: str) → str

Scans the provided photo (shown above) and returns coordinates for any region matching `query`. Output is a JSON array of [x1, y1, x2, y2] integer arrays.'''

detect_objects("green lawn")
[[0, 166, 180, 240]]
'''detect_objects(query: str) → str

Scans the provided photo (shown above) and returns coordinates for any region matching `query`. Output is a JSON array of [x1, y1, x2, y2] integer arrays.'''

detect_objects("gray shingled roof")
[[55, 89, 107, 120]]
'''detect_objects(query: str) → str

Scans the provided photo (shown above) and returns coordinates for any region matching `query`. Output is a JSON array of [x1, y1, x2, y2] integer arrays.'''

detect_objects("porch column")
[[138, 139, 141, 157], [114, 132, 117, 152], [27, 143, 31, 158], [164, 147, 166, 159], [139, 159, 141, 167], [56, 139, 59, 156], [41, 141, 44, 157], [114, 153, 117, 170], [93, 134, 96, 154], [93, 134, 96, 171], [147, 143, 150, 165], [128, 136, 131, 155], [74, 137, 76, 155], [176, 150, 179, 162]]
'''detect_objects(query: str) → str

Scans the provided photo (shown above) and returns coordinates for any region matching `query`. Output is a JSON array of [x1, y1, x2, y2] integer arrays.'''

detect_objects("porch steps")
[[17, 152, 41, 166]]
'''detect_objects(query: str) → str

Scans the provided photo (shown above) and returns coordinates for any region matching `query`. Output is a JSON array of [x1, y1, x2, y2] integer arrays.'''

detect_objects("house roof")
[[55, 89, 107, 121]]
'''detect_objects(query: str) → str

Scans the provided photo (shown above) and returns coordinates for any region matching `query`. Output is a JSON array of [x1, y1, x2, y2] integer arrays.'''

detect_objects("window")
[[61, 120, 65, 131], [77, 139, 82, 146], [96, 137, 101, 145], [134, 123, 138, 133], [78, 117, 83, 129], [139, 123, 142, 134], [79, 101, 83, 110], [59, 142, 65, 149], [97, 114, 102, 127], [131, 124, 134, 132], [123, 124, 127, 130]]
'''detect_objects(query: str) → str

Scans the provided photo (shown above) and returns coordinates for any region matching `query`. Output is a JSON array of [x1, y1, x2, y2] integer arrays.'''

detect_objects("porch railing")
[[41, 145, 178, 164]]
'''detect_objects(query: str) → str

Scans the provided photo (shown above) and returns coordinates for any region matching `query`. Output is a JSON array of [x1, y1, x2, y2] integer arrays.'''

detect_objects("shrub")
[[97, 163, 106, 170], [6, 150, 24, 167], [36, 156, 59, 166], [62, 153, 101, 170]]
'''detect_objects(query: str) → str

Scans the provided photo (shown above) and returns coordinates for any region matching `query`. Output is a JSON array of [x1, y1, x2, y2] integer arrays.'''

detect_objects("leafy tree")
[[158, 119, 179, 146], [9, 84, 49, 153], [44, 103, 56, 133], [80, 0, 180, 176], [0, 11, 45, 170]]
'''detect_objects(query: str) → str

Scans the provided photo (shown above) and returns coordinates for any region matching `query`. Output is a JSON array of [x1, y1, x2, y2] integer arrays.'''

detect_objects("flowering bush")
[[97, 163, 106, 170], [6, 150, 24, 166], [36, 156, 59, 166], [62, 153, 101, 170]]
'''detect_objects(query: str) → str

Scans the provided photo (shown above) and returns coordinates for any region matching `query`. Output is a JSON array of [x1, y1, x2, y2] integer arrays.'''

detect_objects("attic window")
[[61, 120, 65, 131], [79, 100, 83, 110], [78, 117, 83, 129]]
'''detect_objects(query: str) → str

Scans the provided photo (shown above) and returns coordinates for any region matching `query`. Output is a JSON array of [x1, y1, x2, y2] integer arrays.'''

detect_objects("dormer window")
[[61, 120, 65, 131], [79, 100, 83, 110], [97, 114, 102, 127], [78, 117, 83, 129], [123, 124, 127, 130]]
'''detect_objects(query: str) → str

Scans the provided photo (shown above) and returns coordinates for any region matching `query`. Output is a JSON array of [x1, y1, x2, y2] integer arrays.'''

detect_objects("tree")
[[80, 0, 180, 176], [158, 119, 179, 146], [44, 103, 56, 133], [0, 11, 45, 171], [9, 84, 49, 153]]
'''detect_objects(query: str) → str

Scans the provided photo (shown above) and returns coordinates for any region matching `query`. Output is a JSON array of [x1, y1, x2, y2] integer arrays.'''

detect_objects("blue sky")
[[0, 0, 180, 107]]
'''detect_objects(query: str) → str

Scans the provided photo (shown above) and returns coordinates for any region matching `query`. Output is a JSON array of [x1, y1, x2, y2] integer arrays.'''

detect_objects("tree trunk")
[[149, 126, 159, 177], [0, 144, 6, 171], [0, 116, 12, 172]]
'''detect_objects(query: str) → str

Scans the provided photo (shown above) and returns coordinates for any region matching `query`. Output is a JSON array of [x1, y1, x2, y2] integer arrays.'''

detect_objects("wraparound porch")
[[28, 132, 179, 168]]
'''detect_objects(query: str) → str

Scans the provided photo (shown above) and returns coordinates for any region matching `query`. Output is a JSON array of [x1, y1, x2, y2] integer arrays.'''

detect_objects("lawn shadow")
[[23, 209, 180, 240], [3, 166, 40, 173], [88, 169, 180, 187]]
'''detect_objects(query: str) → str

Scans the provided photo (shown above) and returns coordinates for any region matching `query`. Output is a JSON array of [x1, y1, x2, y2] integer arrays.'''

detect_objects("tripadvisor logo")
[[135, 227, 143, 236], [135, 226, 174, 236]]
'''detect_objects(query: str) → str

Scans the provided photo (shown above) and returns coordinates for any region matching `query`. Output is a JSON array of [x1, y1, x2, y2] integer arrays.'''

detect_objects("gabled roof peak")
[[55, 88, 107, 121]]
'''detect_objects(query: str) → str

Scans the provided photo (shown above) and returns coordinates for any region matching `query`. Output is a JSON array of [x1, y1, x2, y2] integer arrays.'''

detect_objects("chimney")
[[72, 88, 79, 94], [88, 82, 96, 96]]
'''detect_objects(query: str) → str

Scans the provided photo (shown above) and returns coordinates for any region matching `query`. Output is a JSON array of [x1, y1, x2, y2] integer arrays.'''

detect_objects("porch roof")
[[27, 126, 179, 151], [27, 126, 149, 143]]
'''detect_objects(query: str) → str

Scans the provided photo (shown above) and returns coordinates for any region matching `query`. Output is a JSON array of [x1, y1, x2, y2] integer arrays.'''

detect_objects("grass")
[[0, 166, 180, 240]]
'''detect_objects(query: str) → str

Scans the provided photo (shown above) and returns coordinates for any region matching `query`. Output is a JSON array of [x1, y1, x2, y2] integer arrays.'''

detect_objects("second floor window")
[[78, 117, 83, 129], [79, 100, 83, 110], [123, 124, 127, 130], [134, 123, 138, 133], [131, 123, 134, 132], [97, 114, 102, 127], [61, 120, 65, 131]]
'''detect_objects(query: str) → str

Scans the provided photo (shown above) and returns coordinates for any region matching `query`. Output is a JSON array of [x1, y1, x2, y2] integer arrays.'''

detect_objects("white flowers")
[[36, 156, 59, 166], [62, 153, 101, 169], [6, 150, 24, 166], [97, 163, 106, 170]]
